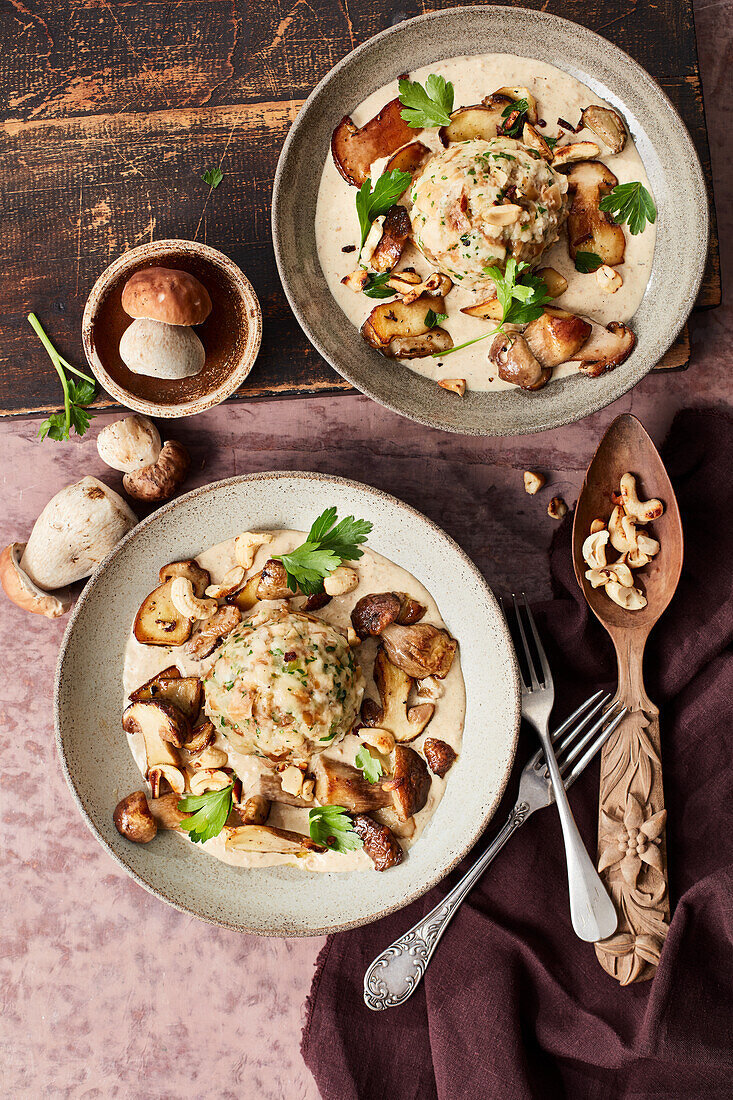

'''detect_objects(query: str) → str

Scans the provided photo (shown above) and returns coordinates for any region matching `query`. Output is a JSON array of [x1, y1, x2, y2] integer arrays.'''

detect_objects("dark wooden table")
[[0, 0, 720, 417]]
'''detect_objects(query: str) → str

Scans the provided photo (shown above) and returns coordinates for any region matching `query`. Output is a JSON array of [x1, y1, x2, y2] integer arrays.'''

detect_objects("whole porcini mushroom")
[[19, 476, 137, 589], [121, 266, 212, 327], [113, 791, 158, 844], [122, 439, 190, 503], [97, 415, 162, 473], [0, 542, 73, 618]]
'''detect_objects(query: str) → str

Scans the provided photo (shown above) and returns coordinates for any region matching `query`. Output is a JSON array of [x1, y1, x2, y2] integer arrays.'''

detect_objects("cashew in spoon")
[[608, 505, 638, 554], [582, 529, 610, 570], [619, 473, 664, 524], [605, 581, 647, 610]]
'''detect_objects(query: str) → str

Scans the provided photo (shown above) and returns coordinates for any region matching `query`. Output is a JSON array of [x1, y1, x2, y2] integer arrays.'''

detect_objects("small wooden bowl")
[[82, 239, 262, 418]]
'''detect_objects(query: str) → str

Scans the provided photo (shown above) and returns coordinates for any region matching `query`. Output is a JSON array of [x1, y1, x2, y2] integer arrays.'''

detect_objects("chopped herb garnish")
[[599, 181, 657, 235], [398, 74, 454, 129], [575, 251, 604, 273], [362, 272, 395, 299], [544, 135, 559, 150], [308, 805, 363, 853], [501, 98, 529, 137], [177, 783, 233, 844], [424, 308, 448, 328], [201, 166, 223, 189], [29, 313, 97, 442], [355, 745, 384, 784], [355, 169, 412, 249], [273, 507, 372, 595]]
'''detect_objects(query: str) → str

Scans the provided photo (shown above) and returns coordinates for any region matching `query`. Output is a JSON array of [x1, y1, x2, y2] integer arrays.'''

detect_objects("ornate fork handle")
[[363, 800, 531, 1010]]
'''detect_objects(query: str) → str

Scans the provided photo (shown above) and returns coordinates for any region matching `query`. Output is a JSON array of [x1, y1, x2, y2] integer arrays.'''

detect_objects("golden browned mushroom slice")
[[226, 570, 262, 612], [523, 308, 592, 369], [130, 670, 203, 722], [185, 605, 242, 659], [581, 105, 627, 154], [352, 814, 404, 871], [460, 298, 503, 321], [183, 717, 216, 754], [423, 737, 458, 778], [388, 330, 453, 359], [381, 623, 457, 680], [371, 205, 412, 273], [225, 824, 325, 854], [133, 579, 193, 646], [312, 757, 394, 814], [523, 122, 553, 160], [535, 267, 568, 299], [385, 140, 431, 177], [552, 141, 600, 167], [575, 322, 636, 377], [256, 559, 296, 600], [361, 294, 447, 350], [113, 791, 158, 843], [252, 770, 316, 808], [148, 791, 189, 830], [158, 559, 211, 597], [300, 592, 332, 613], [439, 96, 511, 144], [565, 161, 626, 266], [489, 333, 551, 391], [351, 591, 427, 638], [331, 98, 417, 187], [371, 647, 435, 742], [235, 795, 271, 825], [123, 698, 190, 750], [391, 744, 431, 820]]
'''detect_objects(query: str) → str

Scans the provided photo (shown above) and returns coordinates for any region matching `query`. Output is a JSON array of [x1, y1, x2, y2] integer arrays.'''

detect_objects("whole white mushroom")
[[120, 318, 205, 379], [97, 415, 161, 473], [20, 477, 137, 589]]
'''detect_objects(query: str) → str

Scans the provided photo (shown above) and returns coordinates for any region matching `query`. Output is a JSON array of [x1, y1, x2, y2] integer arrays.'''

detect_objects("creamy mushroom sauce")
[[316, 54, 656, 392], [123, 531, 465, 872]]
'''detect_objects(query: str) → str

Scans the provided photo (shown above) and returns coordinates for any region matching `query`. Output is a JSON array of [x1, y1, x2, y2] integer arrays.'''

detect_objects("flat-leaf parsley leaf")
[[574, 251, 604, 274], [398, 74, 454, 129], [424, 308, 448, 328], [362, 272, 396, 299], [309, 805, 363, 853], [355, 169, 413, 250], [29, 313, 97, 442], [273, 507, 373, 595], [355, 745, 384, 784], [202, 166, 223, 189], [599, 181, 656, 235], [177, 783, 234, 844]]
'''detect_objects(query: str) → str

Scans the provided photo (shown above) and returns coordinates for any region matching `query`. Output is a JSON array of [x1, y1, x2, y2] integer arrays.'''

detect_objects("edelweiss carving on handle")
[[595, 705, 669, 984]]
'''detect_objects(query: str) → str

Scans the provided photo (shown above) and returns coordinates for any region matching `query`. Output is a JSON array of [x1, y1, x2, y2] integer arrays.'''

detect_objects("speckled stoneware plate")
[[55, 473, 520, 936], [272, 5, 708, 436]]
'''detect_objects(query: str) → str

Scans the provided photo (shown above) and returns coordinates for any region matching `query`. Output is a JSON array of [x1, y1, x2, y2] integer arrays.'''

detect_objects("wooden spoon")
[[572, 414, 683, 985]]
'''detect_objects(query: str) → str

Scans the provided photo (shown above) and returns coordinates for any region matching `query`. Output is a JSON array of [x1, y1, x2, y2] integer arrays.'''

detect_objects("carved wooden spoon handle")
[[595, 637, 670, 984]]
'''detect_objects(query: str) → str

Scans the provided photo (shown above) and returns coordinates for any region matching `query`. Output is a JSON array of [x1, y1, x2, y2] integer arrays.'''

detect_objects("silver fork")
[[364, 691, 627, 1010], [509, 593, 617, 943]]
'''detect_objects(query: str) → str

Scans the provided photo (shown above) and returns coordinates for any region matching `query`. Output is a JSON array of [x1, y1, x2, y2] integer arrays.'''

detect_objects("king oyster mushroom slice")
[[352, 814, 403, 871], [113, 791, 158, 844], [361, 294, 448, 351], [581, 105, 627, 154], [129, 667, 203, 722], [225, 824, 325, 855], [312, 757, 393, 814], [574, 322, 636, 377], [388, 330, 453, 359], [331, 97, 416, 187], [381, 623, 457, 680], [523, 308, 592, 369], [384, 140, 431, 179], [438, 96, 510, 144], [185, 605, 242, 659], [123, 699, 190, 751], [256, 559, 296, 600], [362, 648, 435, 744], [489, 333, 551, 391], [20, 477, 137, 590], [390, 744, 432, 821], [565, 161, 626, 266]]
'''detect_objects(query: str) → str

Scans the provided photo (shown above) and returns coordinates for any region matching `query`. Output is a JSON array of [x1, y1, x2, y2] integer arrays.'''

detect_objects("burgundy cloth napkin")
[[302, 408, 733, 1099]]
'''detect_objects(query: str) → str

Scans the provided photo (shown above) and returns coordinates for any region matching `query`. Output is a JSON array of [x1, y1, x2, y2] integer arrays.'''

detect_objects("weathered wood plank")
[[0, 0, 718, 417]]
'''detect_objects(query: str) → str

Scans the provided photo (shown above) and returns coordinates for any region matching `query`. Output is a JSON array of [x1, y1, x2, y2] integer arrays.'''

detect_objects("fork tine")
[[521, 593, 552, 689], [564, 707, 627, 788], [526, 690, 608, 770], [556, 700, 623, 775], [553, 694, 616, 756], [512, 593, 539, 690]]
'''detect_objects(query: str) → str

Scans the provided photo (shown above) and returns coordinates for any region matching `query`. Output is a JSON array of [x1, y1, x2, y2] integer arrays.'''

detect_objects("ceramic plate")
[[55, 473, 520, 935], [272, 5, 708, 436]]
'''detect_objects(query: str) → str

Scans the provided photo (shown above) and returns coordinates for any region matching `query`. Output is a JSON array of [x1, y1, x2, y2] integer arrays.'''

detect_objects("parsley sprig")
[[202, 166, 223, 189], [575, 251, 604, 274], [355, 169, 413, 250], [29, 313, 97, 442], [308, 805, 363, 853], [355, 745, 384, 784], [177, 782, 234, 844], [273, 507, 373, 595], [398, 74, 454, 129], [433, 258, 551, 358], [599, 181, 656, 235], [362, 272, 396, 299]]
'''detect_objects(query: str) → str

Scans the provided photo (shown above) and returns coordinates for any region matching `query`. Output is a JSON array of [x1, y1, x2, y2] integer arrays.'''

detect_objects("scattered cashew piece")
[[547, 496, 568, 520], [188, 769, 231, 795], [234, 532, 274, 570], [596, 264, 623, 293], [170, 577, 218, 621], [523, 471, 546, 495], [359, 727, 396, 754], [438, 379, 466, 397]]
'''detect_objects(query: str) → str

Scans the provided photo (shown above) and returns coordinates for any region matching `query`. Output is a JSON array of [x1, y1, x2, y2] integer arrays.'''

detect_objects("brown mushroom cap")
[[121, 267, 212, 326], [391, 745, 431, 820], [423, 737, 458, 778], [113, 791, 158, 843], [381, 623, 457, 680], [352, 814, 404, 871]]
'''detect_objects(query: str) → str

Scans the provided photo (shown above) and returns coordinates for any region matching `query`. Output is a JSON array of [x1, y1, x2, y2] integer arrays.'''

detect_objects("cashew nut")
[[170, 577, 218, 621], [279, 765, 306, 797], [605, 581, 647, 610], [347, 627, 361, 647], [523, 470, 546, 495], [608, 505, 638, 554], [619, 474, 664, 524], [188, 769, 231, 795], [148, 764, 186, 798], [416, 676, 445, 701], [234, 531, 274, 570], [626, 532, 660, 568], [324, 565, 359, 596], [359, 727, 396, 755], [438, 378, 467, 397], [590, 519, 606, 534], [582, 529, 610, 570], [205, 566, 246, 599], [484, 204, 523, 226], [595, 264, 623, 293], [547, 495, 568, 520], [192, 746, 229, 769]]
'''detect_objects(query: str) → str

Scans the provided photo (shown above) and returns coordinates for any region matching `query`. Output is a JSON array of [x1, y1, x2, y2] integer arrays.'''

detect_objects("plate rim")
[[272, 4, 709, 436], [55, 470, 522, 936]]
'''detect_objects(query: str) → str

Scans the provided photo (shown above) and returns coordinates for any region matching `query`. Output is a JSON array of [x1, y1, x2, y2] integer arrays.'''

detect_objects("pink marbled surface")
[[1, 4, 730, 1096]]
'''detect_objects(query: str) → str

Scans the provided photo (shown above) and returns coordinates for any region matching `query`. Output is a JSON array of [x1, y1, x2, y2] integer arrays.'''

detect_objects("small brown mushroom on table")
[[119, 266, 212, 380]]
